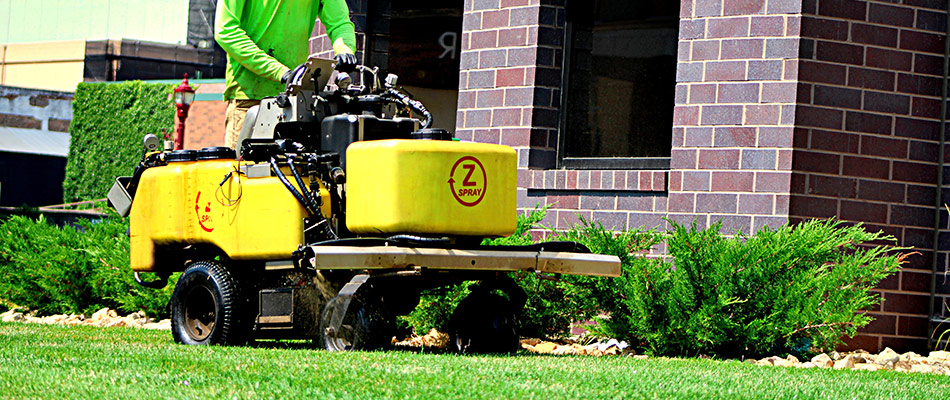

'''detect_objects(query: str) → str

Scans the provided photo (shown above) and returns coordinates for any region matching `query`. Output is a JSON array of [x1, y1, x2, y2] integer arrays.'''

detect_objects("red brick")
[[668, 193, 695, 213], [495, 68, 525, 87], [481, 10, 509, 29], [689, 84, 717, 104], [669, 171, 683, 191], [696, 0, 723, 17], [808, 175, 857, 198], [721, 39, 764, 59], [680, 19, 706, 40], [909, 140, 938, 163], [745, 105, 780, 125], [738, 193, 774, 214], [851, 23, 899, 48], [866, 47, 913, 71], [691, 40, 721, 61], [842, 156, 891, 180], [683, 171, 710, 192], [912, 97, 942, 119], [491, 108, 522, 127], [883, 292, 930, 314], [792, 150, 840, 174], [750, 16, 784, 36], [0, 113, 42, 129], [783, 60, 798, 81], [799, 61, 846, 85], [863, 314, 898, 335], [500, 127, 530, 146], [696, 193, 738, 214], [845, 111, 893, 135], [789, 194, 838, 218], [748, 60, 783, 80], [671, 149, 698, 169], [723, 0, 765, 15], [761, 82, 797, 103], [765, 38, 798, 59], [840, 335, 881, 352], [758, 127, 794, 147], [673, 106, 700, 126], [869, 3, 915, 27], [476, 89, 504, 108], [707, 17, 750, 38], [900, 30, 946, 54], [815, 41, 864, 65], [795, 106, 842, 130], [701, 105, 743, 125], [48, 118, 71, 132], [898, 315, 930, 338], [768, 0, 801, 14], [717, 83, 759, 103], [754, 171, 790, 193], [654, 173, 667, 191], [892, 160, 937, 184], [857, 180, 905, 203], [741, 149, 777, 170], [705, 61, 747, 81], [891, 205, 935, 227], [710, 171, 753, 191], [861, 136, 908, 159], [864, 92, 910, 115], [848, 67, 896, 91], [684, 127, 714, 147], [813, 85, 861, 109], [818, 0, 867, 20], [698, 149, 741, 169], [840, 200, 888, 224], [801, 16, 849, 41], [713, 127, 755, 147], [470, 30, 498, 49], [898, 74, 943, 97], [498, 28, 529, 47]]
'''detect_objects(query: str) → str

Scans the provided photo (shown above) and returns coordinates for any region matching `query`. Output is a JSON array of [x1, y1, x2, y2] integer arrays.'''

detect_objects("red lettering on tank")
[[448, 156, 487, 207]]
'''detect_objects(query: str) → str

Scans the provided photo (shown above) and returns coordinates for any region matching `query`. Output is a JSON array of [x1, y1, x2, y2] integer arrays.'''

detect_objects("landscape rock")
[[811, 353, 834, 368], [854, 363, 883, 372], [875, 347, 900, 365], [833, 355, 857, 370], [929, 351, 950, 362], [534, 342, 558, 353], [797, 362, 816, 369]]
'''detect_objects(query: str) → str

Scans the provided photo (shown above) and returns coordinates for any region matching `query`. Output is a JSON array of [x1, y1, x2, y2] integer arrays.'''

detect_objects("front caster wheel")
[[319, 295, 393, 351], [170, 261, 249, 345]]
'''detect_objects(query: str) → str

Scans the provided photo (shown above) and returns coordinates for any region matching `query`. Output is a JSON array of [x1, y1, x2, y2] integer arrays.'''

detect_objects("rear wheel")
[[171, 261, 249, 345], [450, 290, 520, 354]]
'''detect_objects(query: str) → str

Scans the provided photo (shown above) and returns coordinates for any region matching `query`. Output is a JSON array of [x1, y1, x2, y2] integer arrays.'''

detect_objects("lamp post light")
[[173, 74, 196, 150]]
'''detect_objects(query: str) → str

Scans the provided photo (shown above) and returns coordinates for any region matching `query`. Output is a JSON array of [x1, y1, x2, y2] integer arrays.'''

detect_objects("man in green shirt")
[[215, 0, 358, 149]]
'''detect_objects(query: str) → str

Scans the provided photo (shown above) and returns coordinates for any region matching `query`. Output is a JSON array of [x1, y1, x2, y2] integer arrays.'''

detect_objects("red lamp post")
[[173, 74, 196, 150]]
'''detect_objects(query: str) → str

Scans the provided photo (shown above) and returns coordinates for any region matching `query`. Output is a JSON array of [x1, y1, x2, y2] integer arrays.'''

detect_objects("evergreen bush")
[[64, 81, 175, 202], [620, 219, 906, 358], [0, 215, 174, 318]]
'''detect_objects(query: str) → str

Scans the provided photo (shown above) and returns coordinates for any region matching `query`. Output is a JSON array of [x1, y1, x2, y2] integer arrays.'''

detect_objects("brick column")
[[670, 0, 802, 234], [456, 0, 563, 177], [310, 0, 369, 61]]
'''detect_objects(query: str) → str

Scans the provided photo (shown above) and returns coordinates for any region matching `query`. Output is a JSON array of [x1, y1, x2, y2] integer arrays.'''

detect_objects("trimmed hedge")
[[64, 81, 176, 202]]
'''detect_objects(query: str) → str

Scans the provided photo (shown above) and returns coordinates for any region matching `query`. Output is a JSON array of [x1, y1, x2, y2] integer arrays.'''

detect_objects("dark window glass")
[[560, 0, 679, 166]]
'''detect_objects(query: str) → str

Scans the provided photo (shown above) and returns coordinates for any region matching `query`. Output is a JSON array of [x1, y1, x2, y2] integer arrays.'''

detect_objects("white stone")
[[811, 354, 834, 368]]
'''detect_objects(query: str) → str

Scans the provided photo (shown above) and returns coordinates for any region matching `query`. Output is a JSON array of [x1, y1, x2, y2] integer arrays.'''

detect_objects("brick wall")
[[671, 0, 801, 235], [310, 0, 369, 62], [790, 0, 949, 351], [457, 0, 670, 238], [179, 82, 227, 150]]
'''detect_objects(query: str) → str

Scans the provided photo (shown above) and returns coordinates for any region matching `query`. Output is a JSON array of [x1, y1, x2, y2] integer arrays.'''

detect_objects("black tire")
[[171, 260, 248, 346], [319, 295, 392, 351], [450, 290, 520, 354]]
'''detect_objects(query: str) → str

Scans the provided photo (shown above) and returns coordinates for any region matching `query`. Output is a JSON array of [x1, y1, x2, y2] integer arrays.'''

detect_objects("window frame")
[[555, 7, 675, 171]]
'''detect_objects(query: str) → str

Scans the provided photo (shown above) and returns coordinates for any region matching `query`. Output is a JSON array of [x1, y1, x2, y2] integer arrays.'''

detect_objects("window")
[[558, 0, 679, 169]]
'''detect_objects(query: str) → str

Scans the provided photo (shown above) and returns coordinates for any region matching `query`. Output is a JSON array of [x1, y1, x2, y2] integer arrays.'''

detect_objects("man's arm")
[[318, 0, 357, 56], [214, 0, 290, 82]]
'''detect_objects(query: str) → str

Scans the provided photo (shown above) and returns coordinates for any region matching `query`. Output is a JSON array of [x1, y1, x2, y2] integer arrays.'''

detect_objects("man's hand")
[[281, 63, 307, 85], [334, 53, 358, 73]]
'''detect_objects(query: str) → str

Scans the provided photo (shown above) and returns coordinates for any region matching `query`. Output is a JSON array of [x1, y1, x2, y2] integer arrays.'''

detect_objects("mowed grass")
[[1, 323, 949, 399]]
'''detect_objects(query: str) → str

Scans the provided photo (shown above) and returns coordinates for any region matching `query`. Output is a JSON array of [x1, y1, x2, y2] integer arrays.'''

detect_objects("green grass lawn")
[[1, 322, 949, 399]]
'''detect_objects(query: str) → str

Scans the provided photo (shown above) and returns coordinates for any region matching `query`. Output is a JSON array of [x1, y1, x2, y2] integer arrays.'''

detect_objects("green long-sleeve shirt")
[[215, 0, 357, 100]]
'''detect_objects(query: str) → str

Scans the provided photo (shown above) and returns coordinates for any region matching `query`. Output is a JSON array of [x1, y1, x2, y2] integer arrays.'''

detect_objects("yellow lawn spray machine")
[[109, 57, 620, 353]]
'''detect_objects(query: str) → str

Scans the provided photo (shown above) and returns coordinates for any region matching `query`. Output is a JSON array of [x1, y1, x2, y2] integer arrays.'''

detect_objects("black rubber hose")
[[270, 157, 317, 215], [286, 157, 321, 215], [386, 88, 433, 128]]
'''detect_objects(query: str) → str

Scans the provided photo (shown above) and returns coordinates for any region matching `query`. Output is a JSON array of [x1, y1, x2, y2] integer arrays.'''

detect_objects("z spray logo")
[[195, 192, 214, 232], [448, 156, 486, 207]]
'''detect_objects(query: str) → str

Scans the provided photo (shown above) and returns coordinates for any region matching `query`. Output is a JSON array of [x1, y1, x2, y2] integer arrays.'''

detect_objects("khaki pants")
[[224, 99, 261, 150]]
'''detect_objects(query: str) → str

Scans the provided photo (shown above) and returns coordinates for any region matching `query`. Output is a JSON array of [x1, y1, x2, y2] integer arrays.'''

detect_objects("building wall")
[[0, 41, 86, 92], [1, 0, 189, 45], [790, 0, 949, 351]]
